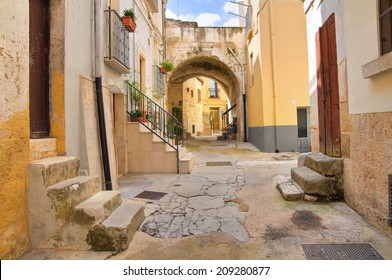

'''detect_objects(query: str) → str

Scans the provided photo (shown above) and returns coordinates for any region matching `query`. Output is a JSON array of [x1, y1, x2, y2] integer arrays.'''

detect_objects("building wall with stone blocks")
[[304, 0, 392, 237]]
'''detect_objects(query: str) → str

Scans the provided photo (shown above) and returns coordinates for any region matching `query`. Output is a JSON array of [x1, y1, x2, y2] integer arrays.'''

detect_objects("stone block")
[[277, 181, 304, 201], [74, 191, 122, 224], [291, 166, 337, 197], [87, 203, 144, 252], [305, 152, 343, 176], [29, 156, 79, 187]]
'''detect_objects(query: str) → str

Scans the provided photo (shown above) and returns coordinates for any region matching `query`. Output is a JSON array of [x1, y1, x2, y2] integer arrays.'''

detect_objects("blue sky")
[[165, 0, 245, 27]]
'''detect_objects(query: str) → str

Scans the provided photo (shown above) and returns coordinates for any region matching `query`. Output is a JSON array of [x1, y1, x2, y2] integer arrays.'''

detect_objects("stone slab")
[[305, 152, 343, 176], [291, 166, 337, 196], [277, 181, 304, 201], [75, 191, 122, 223]]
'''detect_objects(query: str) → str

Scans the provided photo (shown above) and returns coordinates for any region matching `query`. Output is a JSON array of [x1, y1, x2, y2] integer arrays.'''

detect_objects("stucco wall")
[[0, 0, 31, 259], [246, 0, 309, 152]]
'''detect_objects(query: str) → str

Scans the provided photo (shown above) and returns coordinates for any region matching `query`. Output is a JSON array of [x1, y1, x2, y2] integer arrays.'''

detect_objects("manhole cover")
[[134, 191, 167, 200], [302, 244, 384, 260], [206, 161, 232, 166]]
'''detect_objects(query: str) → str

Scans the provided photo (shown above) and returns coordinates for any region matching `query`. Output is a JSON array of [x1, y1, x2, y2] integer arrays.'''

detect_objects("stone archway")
[[165, 19, 246, 141]]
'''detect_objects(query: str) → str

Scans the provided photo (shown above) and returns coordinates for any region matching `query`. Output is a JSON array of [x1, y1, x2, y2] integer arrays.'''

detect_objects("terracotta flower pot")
[[122, 16, 136, 32]]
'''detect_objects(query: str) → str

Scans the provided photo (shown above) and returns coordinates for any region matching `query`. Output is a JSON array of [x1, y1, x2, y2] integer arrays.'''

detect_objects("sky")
[[165, 0, 245, 27]]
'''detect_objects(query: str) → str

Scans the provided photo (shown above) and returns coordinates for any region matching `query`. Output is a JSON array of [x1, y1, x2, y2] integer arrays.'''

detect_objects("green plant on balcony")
[[159, 60, 174, 74], [122, 8, 137, 32]]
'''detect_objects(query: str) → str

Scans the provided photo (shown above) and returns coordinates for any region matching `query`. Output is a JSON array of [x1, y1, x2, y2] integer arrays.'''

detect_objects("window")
[[209, 80, 218, 98], [380, 0, 392, 55], [197, 89, 201, 102]]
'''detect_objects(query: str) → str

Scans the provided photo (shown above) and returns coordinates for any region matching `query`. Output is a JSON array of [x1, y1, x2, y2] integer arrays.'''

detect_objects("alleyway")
[[20, 138, 392, 260], [109, 138, 392, 260]]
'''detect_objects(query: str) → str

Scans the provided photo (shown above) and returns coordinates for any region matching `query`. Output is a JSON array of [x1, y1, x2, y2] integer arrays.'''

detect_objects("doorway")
[[29, 0, 50, 139], [316, 14, 341, 157]]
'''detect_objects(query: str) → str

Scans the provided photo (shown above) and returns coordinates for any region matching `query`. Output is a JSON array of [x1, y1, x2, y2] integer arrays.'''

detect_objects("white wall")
[[345, 0, 392, 114]]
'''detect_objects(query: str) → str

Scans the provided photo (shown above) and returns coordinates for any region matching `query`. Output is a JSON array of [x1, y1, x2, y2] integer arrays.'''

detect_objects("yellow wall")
[[247, 0, 309, 127], [0, 0, 31, 259]]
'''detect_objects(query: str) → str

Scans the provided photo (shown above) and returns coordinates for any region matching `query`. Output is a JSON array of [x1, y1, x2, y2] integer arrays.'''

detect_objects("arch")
[[168, 55, 240, 105], [165, 19, 247, 140]]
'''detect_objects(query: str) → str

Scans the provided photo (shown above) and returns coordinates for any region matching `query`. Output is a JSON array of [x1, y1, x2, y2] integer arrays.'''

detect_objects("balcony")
[[146, 0, 159, 13], [104, 9, 130, 74]]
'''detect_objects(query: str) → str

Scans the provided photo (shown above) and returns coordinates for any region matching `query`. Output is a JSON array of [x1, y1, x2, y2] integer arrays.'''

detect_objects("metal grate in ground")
[[134, 191, 168, 200], [302, 243, 384, 260], [206, 161, 232, 166]]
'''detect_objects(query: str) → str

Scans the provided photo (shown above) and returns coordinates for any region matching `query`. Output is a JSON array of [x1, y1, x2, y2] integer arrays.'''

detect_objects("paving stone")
[[217, 205, 247, 219], [198, 216, 221, 233], [187, 196, 225, 210], [205, 184, 231, 196], [219, 218, 249, 242]]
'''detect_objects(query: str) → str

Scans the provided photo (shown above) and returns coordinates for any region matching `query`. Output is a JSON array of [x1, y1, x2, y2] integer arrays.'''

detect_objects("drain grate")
[[206, 161, 232, 166], [134, 191, 167, 200], [302, 244, 384, 260]]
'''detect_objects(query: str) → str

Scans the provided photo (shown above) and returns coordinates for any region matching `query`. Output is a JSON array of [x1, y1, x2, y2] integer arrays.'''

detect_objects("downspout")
[[95, 0, 112, 190], [269, 0, 279, 152]]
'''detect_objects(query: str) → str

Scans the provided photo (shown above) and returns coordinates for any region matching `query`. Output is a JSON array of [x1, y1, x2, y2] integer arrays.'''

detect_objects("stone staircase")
[[28, 156, 144, 252], [277, 152, 343, 201], [127, 122, 196, 173]]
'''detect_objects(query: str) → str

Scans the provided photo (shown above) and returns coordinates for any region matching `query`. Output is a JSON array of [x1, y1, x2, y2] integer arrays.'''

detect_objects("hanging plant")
[[122, 8, 137, 32]]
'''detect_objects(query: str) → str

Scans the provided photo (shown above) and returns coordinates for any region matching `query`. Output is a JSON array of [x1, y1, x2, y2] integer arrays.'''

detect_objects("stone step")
[[74, 191, 122, 225], [291, 166, 337, 197], [47, 176, 102, 210], [87, 203, 144, 252], [29, 156, 80, 187], [276, 179, 304, 201], [304, 152, 343, 176], [179, 152, 197, 174]]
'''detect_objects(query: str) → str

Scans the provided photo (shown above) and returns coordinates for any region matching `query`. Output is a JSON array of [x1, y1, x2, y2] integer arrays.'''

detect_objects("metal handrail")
[[222, 103, 236, 130], [126, 81, 184, 173]]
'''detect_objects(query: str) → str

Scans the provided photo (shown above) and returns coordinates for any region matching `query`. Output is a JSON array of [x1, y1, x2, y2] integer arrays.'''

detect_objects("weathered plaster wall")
[[181, 78, 204, 136], [305, 0, 392, 237], [0, 0, 31, 259]]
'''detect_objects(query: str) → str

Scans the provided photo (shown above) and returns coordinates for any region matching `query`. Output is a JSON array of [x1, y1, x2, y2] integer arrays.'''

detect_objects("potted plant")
[[159, 60, 174, 74], [122, 8, 137, 32]]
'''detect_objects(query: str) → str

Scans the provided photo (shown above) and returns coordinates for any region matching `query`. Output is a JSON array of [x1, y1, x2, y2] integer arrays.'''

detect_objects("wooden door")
[[29, 0, 50, 138], [315, 14, 341, 157], [211, 108, 220, 131]]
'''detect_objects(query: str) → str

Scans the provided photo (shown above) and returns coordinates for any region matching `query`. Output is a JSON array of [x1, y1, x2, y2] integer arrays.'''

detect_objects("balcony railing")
[[104, 9, 130, 74]]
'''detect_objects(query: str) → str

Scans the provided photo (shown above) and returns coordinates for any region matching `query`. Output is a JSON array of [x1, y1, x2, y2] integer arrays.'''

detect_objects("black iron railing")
[[222, 103, 236, 130], [126, 81, 184, 173], [104, 9, 130, 69]]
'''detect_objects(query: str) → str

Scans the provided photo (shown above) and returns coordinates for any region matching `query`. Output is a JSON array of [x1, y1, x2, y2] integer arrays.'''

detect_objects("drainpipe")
[[269, 0, 279, 152], [95, 0, 112, 190]]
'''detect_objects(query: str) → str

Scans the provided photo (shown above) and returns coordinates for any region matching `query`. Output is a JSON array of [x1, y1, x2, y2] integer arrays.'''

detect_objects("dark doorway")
[[315, 14, 341, 157], [29, 0, 50, 138]]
